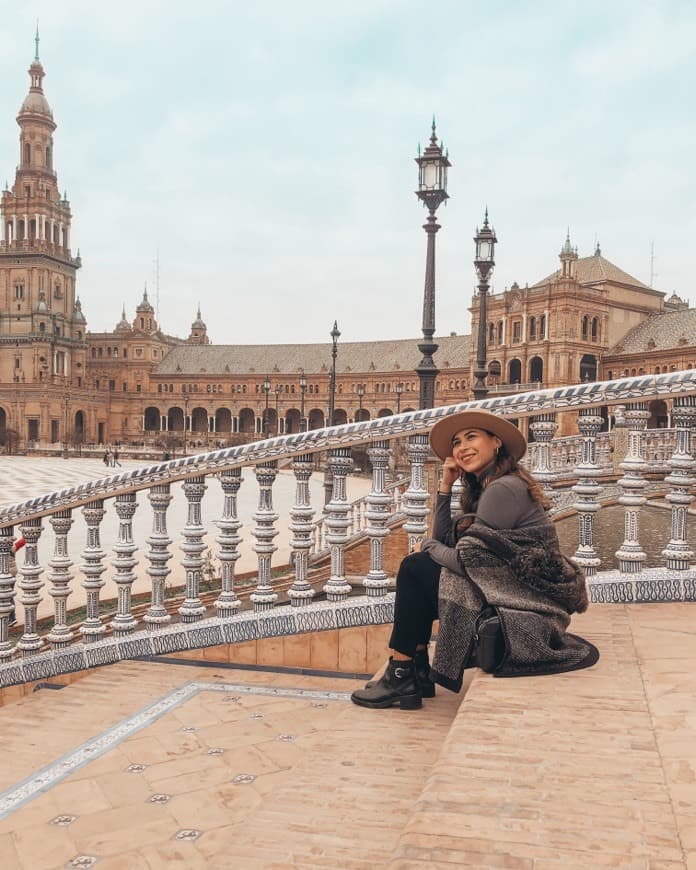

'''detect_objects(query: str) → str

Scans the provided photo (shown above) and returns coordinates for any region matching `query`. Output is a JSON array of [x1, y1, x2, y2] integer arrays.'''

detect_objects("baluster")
[[363, 440, 391, 597], [215, 469, 244, 617], [46, 509, 74, 649], [0, 527, 15, 659], [109, 492, 138, 636], [403, 434, 430, 551], [662, 397, 696, 573], [144, 484, 174, 627], [16, 518, 44, 655], [615, 402, 650, 575], [529, 413, 558, 501], [349, 503, 356, 536], [323, 447, 354, 602], [80, 500, 107, 643], [288, 454, 315, 606], [179, 476, 208, 622], [571, 409, 604, 577], [250, 462, 279, 611]]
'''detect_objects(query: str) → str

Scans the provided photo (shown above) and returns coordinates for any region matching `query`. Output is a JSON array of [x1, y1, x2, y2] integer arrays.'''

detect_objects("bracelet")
[[437, 490, 452, 496]]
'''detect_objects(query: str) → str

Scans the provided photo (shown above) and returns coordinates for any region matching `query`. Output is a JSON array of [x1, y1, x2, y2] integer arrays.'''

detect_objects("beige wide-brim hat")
[[429, 410, 527, 462]]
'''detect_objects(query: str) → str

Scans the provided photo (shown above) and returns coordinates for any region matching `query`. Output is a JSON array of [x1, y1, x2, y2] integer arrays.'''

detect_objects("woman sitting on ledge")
[[351, 410, 599, 711]]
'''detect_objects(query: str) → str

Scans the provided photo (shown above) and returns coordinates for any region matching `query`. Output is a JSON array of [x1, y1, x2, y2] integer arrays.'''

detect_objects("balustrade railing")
[[2, 370, 696, 685]]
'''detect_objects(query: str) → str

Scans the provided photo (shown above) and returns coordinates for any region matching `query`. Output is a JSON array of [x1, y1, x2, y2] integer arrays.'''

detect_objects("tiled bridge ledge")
[[3, 371, 696, 687]]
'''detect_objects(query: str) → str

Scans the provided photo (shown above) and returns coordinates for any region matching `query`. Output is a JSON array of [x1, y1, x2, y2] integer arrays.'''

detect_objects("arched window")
[[529, 317, 536, 340], [540, 315, 546, 339], [591, 317, 599, 341], [497, 322, 503, 343], [582, 316, 589, 341], [24, 143, 31, 165], [488, 322, 494, 344]]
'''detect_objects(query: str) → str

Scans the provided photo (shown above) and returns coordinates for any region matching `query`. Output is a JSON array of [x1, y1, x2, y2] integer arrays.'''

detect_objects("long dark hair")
[[458, 443, 551, 515]]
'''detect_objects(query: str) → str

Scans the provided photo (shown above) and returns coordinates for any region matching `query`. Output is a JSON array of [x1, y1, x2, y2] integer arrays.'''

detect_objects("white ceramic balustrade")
[[0, 370, 695, 686]]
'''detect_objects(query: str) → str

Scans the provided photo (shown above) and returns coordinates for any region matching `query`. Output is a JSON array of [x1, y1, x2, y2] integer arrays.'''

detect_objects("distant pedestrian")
[[103, 449, 110, 466], [113, 449, 121, 467]]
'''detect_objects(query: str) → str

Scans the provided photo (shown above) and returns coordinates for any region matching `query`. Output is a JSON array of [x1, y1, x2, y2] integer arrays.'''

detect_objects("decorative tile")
[[117, 637, 155, 659], [147, 793, 171, 804], [173, 829, 203, 842], [51, 649, 85, 676], [188, 624, 223, 648], [232, 774, 256, 784], [0, 681, 350, 821], [84, 642, 120, 668], [152, 630, 190, 655], [21, 654, 56, 682], [50, 814, 78, 826]]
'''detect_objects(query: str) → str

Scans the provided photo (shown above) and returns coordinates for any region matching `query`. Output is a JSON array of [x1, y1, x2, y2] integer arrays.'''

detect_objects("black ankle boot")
[[351, 658, 422, 710], [414, 649, 436, 698]]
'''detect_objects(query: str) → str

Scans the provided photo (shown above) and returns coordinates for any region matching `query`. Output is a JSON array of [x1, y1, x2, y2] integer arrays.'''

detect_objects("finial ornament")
[[483, 206, 489, 228], [35, 22, 40, 61], [595, 240, 601, 256], [197, 302, 202, 319]]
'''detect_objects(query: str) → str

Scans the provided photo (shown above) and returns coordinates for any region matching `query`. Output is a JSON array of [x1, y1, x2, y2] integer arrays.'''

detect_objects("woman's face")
[[451, 428, 502, 476]]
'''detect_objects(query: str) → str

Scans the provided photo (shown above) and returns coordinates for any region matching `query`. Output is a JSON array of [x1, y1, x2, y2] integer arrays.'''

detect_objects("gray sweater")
[[420, 475, 547, 574]]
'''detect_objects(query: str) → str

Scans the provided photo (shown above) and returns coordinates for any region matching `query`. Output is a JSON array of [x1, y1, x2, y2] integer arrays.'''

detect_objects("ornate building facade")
[[0, 45, 692, 449]]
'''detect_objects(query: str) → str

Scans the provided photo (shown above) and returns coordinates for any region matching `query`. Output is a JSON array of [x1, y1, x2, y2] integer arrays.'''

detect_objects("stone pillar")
[[178, 476, 207, 622], [79, 500, 107, 643], [109, 492, 138, 636], [363, 440, 391, 597], [662, 396, 696, 574], [529, 413, 558, 502], [0, 527, 15, 659], [615, 402, 650, 575], [16, 518, 45, 655], [46, 509, 75, 648], [571, 409, 604, 577], [288, 455, 315, 606], [144, 484, 174, 627], [250, 462, 279, 611], [323, 447, 354, 602], [403, 434, 430, 551], [215, 468, 244, 616]]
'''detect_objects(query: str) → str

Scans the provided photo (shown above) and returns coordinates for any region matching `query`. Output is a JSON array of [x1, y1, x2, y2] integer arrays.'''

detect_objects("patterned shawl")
[[431, 519, 599, 691]]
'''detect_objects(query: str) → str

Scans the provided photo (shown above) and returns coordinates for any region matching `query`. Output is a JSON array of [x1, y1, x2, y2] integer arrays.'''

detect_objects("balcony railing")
[[2, 370, 696, 687]]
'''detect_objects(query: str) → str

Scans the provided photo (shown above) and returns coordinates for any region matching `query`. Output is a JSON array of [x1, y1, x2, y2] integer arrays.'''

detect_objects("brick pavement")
[[0, 603, 694, 867]]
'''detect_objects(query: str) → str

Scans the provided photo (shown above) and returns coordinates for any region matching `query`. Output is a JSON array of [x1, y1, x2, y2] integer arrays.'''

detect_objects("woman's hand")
[[440, 457, 460, 490]]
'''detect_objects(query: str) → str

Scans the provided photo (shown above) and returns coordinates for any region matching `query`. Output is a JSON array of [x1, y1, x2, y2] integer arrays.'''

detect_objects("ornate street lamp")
[[472, 209, 497, 401], [396, 381, 403, 414], [328, 321, 340, 427], [325, 321, 340, 504], [299, 369, 307, 432], [183, 394, 189, 456], [274, 383, 282, 434], [62, 394, 69, 459], [356, 383, 365, 422], [415, 118, 451, 410], [262, 375, 271, 436]]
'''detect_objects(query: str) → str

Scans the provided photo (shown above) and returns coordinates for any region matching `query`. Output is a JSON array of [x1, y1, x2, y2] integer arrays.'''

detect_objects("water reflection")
[[556, 504, 694, 569]]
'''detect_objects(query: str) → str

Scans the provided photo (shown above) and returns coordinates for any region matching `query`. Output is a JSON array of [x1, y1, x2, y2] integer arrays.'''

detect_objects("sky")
[[1, 1, 695, 346]]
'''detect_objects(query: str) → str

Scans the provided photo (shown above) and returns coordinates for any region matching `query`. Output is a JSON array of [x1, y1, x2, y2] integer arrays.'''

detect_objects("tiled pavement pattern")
[[0, 603, 694, 867]]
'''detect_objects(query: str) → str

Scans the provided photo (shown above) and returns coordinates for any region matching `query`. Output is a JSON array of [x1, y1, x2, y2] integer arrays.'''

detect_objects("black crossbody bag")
[[471, 606, 505, 673]]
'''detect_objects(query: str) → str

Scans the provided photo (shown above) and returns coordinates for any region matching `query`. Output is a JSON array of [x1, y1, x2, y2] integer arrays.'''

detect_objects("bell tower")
[[0, 30, 85, 387]]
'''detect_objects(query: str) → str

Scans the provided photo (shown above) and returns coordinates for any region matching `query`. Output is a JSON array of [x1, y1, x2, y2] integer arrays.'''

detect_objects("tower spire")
[[34, 22, 40, 61]]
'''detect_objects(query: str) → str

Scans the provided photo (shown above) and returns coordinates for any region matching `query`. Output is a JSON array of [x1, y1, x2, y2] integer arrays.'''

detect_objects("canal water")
[[555, 503, 696, 569]]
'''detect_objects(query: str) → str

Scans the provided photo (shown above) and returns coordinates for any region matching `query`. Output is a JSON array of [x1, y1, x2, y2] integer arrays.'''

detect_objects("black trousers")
[[389, 552, 441, 657]]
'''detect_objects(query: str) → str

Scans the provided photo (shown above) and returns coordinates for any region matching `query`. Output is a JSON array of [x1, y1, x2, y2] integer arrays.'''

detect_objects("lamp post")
[[299, 369, 307, 432], [328, 321, 340, 427], [415, 118, 451, 410], [356, 383, 365, 422], [325, 321, 340, 504], [274, 383, 282, 434], [183, 394, 189, 456], [396, 381, 403, 414], [62, 394, 69, 459], [472, 209, 497, 401], [262, 375, 271, 436]]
